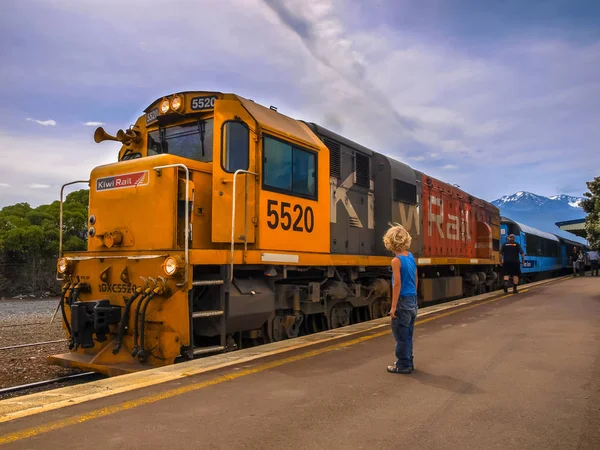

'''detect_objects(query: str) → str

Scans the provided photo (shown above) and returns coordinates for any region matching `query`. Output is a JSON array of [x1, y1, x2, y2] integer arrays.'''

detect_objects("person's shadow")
[[410, 370, 485, 395]]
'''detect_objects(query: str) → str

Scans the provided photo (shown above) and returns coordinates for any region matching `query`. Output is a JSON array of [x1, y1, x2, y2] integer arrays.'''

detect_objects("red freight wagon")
[[420, 174, 498, 260]]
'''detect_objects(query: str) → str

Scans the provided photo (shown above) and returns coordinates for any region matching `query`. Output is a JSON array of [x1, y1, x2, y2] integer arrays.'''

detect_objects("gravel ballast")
[[0, 298, 81, 391]]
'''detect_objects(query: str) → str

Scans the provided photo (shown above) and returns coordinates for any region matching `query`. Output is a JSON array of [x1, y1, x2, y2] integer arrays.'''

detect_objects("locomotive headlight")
[[57, 258, 71, 274], [170, 95, 183, 111], [163, 256, 182, 276], [160, 98, 170, 114]]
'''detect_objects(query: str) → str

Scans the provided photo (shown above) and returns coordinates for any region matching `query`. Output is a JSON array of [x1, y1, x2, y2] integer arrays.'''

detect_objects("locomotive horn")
[[117, 128, 141, 144], [94, 127, 122, 143]]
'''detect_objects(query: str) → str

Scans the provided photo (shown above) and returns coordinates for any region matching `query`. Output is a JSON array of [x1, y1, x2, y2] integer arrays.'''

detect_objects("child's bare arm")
[[416, 267, 418, 294], [391, 257, 401, 317]]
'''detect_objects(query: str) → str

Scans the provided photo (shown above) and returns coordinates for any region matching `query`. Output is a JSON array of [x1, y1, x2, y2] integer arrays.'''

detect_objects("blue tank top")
[[392, 252, 418, 308]]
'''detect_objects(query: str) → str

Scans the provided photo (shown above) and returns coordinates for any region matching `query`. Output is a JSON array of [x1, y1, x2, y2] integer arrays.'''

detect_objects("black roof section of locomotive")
[[302, 122, 373, 156], [373, 154, 418, 187], [303, 121, 418, 186]]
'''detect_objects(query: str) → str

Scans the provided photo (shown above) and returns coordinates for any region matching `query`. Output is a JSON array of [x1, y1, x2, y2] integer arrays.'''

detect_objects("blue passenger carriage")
[[500, 217, 563, 281], [557, 236, 589, 272]]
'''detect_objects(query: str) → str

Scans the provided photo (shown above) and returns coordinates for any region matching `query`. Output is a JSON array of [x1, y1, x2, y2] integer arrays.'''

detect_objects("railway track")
[[0, 321, 51, 329], [0, 372, 100, 398], [0, 339, 68, 352]]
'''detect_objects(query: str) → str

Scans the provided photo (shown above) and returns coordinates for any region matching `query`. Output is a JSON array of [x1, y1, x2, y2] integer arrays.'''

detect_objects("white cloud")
[[26, 118, 57, 126], [0, 131, 116, 206], [0, 183, 9, 188], [83, 121, 104, 126], [258, 0, 598, 199], [1, 0, 598, 203]]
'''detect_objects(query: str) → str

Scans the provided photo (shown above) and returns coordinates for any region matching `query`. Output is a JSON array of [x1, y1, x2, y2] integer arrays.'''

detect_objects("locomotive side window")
[[263, 135, 317, 199], [263, 137, 292, 190], [393, 179, 417, 204], [293, 147, 316, 196], [222, 121, 249, 173], [148, 119, 213, 162]]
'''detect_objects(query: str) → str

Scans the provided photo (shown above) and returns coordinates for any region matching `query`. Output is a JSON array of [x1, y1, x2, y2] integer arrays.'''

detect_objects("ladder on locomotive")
[[187, 265, 229, 358], [187, 169, 256, 358]]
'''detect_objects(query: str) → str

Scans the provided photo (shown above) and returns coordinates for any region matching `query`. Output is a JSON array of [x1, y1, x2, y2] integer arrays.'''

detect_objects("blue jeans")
[[391, 307, 417, 370]]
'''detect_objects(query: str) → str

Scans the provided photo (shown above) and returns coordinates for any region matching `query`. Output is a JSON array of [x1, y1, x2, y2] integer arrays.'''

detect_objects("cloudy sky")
[[1, 0, 598, 208]]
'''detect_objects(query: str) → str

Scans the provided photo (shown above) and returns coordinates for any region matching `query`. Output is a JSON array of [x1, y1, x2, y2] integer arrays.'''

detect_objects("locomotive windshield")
[[148, 119, 214, 162]]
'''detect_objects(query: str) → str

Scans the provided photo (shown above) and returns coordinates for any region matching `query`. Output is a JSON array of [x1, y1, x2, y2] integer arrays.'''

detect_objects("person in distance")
[[500, 234, 525, 294], [570, 247, 579, 277], [588, 248, 599, 276]]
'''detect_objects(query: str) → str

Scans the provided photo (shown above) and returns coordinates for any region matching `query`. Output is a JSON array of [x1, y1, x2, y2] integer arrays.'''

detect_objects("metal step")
[[192, 280, 224, 286], [192, 310, 224, 318], [192, 345, 225, 356]]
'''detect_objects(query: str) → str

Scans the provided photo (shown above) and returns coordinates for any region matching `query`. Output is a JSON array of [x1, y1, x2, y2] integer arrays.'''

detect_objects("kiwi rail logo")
[[330, 175, 374, 229], [96, 171, 149, 192]]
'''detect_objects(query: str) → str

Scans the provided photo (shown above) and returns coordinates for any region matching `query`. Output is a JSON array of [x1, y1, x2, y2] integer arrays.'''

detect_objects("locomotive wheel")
[[371, 299, 389, 319], [330, 303, 352, 329]]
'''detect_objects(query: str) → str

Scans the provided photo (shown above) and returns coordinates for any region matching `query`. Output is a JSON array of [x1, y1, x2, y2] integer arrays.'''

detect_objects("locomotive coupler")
[[70, 299, 121, 350]]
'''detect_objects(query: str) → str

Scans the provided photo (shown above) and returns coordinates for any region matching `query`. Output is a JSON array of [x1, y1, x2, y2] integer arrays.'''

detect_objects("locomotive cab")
[[52, 92, 264, 374]]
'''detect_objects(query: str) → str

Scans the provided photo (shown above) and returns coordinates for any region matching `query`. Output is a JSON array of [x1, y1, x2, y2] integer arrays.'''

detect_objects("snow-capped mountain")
[[491, 191, 587, 244], [492, 191, 584, 212], [493, 191, 552, 209], [548, 195, 583, 208]]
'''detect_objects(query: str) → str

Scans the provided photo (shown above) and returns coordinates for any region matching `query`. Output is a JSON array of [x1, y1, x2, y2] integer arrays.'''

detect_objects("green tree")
[[581, 176, 600, 249], [0, 189, 89, 296]]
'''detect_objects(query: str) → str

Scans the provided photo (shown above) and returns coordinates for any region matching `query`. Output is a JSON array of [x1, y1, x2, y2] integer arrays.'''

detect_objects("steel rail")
[[0, 372, 97, 396], [0, 322, 48, 328], [0, 339, 67, 351]]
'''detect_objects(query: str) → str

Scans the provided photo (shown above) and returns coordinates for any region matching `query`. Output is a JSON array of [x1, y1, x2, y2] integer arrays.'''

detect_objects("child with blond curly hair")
[[383, 223, 418, 374]]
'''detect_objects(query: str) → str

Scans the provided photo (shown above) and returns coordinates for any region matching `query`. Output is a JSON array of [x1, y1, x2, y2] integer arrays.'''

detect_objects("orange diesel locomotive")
[[52, 91, 500, 375]]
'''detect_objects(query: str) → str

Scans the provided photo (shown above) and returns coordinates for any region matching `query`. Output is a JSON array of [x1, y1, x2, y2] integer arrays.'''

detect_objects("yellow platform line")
[[0, 285, 544, 446]]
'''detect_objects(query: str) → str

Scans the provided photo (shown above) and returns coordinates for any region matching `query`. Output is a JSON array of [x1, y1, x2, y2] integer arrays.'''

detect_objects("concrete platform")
[[1, 276, 599, 449]]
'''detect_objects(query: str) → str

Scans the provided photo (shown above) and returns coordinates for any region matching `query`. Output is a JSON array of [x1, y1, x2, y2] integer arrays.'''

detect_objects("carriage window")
[[263, 136, 316, 199], [222, 121, 249, 173]]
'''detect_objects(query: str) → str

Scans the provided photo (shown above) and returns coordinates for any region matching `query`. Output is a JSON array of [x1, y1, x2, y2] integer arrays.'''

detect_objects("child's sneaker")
[[387, 365, 412, 374]]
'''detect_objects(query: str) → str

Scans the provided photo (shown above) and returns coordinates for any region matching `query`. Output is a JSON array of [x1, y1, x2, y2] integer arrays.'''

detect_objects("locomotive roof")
[[302, 122, 373, 155], [304, 122, 419, 186]]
